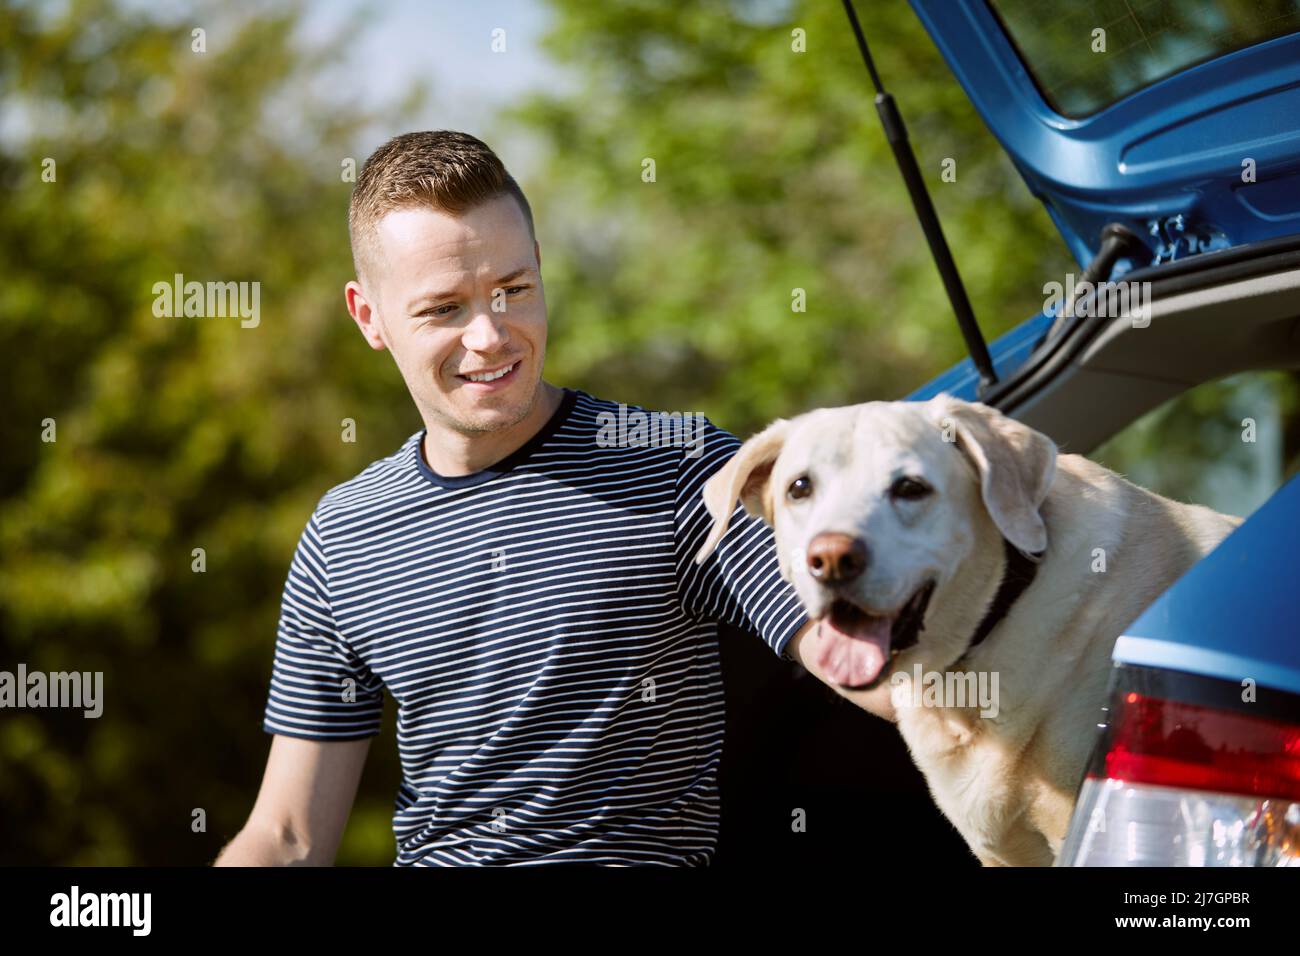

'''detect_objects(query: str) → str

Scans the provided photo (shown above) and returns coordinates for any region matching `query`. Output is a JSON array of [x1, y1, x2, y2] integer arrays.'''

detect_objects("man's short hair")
[[348, 130, 535, 286]]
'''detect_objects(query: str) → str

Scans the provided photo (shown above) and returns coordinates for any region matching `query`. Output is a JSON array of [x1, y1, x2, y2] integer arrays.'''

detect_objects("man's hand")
[[787, 619, 898, 722], [214, 734, 372, 866]]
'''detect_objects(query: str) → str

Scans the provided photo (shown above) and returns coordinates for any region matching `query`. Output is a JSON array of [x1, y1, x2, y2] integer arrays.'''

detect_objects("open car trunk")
[[999, 238, 1300, 451], [908, 235, 1300, 452]]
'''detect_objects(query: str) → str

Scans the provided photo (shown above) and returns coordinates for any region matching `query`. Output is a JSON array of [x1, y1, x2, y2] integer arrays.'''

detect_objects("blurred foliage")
[[0, 0, 416, 864], [1093, 371, 1300, 516], [0, 0, 1295, 866], [512, 0, 1077, 436]]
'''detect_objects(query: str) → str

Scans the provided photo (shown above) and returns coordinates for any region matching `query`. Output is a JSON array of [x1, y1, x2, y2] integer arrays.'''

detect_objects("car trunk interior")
[[998, 244, 1300, 454]]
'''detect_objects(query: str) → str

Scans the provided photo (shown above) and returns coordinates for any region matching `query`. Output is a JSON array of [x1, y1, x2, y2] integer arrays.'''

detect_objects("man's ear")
[[345, 279, 388, 352], [931, 395, 1057, 555], [694, 418, 791, 565]]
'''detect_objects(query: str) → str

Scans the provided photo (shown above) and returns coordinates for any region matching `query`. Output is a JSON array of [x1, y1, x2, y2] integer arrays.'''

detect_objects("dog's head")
[[694, 395, 1057, 689]]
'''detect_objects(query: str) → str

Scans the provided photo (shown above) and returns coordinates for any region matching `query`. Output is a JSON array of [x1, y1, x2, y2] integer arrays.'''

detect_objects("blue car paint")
[[907, 0, 1300, 269], [1113, 472, 1300, 697], [905, 310, 1052, 403]]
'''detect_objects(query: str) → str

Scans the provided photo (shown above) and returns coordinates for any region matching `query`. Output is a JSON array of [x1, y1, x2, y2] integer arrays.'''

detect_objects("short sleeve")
[[674, 417, 810, 662], [262, 509, 385, 740]]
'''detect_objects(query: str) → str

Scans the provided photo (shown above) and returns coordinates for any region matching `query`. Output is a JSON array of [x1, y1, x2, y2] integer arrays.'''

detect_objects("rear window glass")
[[987, 0, 1300, 117], [1091, 370, 1300, 518]]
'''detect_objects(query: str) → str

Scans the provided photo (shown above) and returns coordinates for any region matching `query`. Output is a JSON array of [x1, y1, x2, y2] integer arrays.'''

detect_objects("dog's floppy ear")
[[694, 418, 791, 565], [931, 395, 1057, 555]]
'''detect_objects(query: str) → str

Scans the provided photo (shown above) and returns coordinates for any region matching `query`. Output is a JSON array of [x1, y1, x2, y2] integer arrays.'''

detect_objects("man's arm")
[[786, 620, 898, 723], [214, 734, 371, 866]]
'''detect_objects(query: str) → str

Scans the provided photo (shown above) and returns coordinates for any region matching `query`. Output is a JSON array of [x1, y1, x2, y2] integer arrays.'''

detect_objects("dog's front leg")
[[975, 825, 1056, 867]]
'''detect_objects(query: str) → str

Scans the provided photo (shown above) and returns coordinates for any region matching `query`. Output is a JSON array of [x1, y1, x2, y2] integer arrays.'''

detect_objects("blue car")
[[855, 0, 1300, 865]]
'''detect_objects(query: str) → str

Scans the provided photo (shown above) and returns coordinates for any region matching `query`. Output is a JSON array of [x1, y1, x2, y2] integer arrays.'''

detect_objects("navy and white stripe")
[[263, 388, 808, 865]]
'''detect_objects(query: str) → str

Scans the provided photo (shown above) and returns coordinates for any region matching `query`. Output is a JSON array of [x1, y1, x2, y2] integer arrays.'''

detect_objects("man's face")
[[348, 195, 547, 436]]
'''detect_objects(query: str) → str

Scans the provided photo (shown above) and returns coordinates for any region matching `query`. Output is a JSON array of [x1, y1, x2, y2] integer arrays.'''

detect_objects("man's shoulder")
[[572, 388, 719, 425], [567, 390, 744, 486], [313, 431, 425, 528], [571, 388, 740, 453]]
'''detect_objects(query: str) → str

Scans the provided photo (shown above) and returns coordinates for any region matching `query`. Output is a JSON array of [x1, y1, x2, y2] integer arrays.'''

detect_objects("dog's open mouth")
[[815, 581, 936, 690]]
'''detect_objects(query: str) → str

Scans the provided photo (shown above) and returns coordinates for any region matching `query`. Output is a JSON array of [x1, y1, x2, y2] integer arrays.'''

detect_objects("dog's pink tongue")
[[815, 613, 891, 688]]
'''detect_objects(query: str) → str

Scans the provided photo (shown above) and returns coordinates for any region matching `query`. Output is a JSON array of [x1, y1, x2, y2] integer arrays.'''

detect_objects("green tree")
[[0, 0, 415, 864], [506, 0, 1075, 435]]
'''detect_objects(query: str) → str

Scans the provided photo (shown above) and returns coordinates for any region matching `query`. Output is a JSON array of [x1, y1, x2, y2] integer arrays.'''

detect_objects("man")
[[215, 130, 887, 866]]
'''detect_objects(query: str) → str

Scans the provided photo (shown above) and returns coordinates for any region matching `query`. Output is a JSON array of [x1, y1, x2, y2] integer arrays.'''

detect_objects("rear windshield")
[[987, 0, 1300, 117]]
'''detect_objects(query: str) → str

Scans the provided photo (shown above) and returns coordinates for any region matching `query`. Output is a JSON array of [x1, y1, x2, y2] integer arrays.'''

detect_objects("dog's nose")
[[806, 532, 869, 583]]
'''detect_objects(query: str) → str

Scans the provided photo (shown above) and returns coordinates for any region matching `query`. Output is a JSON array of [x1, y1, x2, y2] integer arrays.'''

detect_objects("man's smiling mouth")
[[458, 360, 519, 383]]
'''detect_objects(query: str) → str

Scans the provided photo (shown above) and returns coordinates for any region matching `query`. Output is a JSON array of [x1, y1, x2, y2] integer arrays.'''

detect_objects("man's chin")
[[449, 404, 531, 434], [441, 378, 540, 432]]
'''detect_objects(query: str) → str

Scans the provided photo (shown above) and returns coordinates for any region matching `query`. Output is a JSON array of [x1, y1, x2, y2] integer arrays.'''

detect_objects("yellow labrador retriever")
[[694, 394, 1240, 866]]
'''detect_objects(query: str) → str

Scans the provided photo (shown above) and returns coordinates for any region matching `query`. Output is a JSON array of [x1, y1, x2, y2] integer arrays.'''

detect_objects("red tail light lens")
[[1105, 693, 1300, 801]]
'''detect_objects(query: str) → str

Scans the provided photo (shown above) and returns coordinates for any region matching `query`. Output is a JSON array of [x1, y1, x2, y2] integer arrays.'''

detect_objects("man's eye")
[[505, 285, 528, 295], [421, 304, 457, 318], [890, 476, 932, 501], [787, 475, 813, 501]]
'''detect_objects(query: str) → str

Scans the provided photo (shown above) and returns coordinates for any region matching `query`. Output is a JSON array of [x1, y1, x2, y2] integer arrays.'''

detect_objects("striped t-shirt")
[[262, 387, 808, 865]]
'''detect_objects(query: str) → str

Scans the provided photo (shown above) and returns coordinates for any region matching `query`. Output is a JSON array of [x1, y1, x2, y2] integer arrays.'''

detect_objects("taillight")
[[1058, 669, 1300, 866], [1106, 693, 1300, 801]]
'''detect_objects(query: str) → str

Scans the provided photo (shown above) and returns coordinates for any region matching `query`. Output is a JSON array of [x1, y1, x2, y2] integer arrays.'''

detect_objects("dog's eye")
[[787, 475, 813, 501], [890, 476, 932, 501]]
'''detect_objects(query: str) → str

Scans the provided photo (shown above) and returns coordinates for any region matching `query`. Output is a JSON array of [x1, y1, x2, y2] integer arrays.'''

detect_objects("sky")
[[2, 0, 570, 175], [297, 0, 573, 173]]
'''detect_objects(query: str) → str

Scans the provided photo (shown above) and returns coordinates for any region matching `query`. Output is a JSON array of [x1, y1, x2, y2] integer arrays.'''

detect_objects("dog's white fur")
[[695, 395, 1240, 866]]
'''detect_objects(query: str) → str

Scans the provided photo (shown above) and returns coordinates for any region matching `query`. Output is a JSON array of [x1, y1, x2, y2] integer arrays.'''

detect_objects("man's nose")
[[805, 532, 869, 584], [461, 308, 510, 352]]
